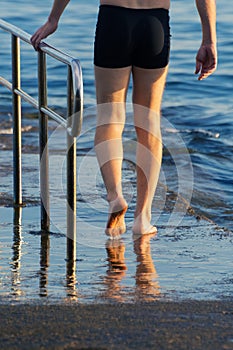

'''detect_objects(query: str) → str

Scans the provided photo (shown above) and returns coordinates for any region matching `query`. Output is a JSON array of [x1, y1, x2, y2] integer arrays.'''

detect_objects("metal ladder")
[[0, 19, 83, 262]]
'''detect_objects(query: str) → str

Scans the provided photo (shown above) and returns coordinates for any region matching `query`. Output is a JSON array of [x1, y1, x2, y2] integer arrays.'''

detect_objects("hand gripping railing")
[[0, 19, 83, 261]]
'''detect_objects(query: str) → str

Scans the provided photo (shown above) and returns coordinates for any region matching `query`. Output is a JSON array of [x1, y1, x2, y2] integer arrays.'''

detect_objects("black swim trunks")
[[94, 5, 170, 69]]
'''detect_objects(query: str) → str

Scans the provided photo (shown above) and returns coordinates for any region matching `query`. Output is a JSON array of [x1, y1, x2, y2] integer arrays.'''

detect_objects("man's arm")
[[31, 0, 70, 50], [195, 0, 217, 80]]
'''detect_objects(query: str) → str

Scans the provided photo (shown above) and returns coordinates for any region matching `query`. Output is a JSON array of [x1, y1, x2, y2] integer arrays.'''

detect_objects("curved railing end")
[[68, 59, 83, 138]]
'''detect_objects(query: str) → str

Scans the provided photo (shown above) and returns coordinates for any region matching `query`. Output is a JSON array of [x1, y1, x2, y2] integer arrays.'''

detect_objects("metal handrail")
[[0, 19, 83, 261], [0, 19, 83, 137]]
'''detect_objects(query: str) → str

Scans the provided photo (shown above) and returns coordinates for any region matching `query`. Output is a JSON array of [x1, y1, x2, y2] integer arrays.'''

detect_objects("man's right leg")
[[132, 65, 169, 235], [94, 65, 131, 236]]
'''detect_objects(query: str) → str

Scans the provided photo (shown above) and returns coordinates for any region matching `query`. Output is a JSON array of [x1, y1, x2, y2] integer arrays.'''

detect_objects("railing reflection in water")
[[11, 207, 22, 297], [11, 207, 78, 301]]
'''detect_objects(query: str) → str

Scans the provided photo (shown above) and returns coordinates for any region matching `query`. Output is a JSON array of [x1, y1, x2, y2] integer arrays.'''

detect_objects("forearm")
[[195, 0, 216, 45], [48, 0, 70, 23]]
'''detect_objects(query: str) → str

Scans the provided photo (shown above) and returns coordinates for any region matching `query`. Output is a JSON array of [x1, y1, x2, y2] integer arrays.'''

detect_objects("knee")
[[134, 104, 161, 134], [95, 123, 124, 146], [96, 102, 126, 127]]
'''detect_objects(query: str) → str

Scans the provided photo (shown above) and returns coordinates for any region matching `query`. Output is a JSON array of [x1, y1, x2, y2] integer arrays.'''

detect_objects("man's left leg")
[[94, 65, 131, 236]]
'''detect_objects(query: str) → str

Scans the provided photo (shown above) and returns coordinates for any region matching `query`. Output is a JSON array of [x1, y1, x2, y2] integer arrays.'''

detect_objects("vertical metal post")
[[12, 35, 22, 206], [66, 66, 76, 262], [38, 51, 50, 231]]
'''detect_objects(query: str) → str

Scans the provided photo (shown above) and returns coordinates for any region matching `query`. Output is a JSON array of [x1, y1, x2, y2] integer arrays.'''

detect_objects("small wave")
[[164, 127, 220, 139], [0, 125, 33, 135], [0, 192, 40, 207]]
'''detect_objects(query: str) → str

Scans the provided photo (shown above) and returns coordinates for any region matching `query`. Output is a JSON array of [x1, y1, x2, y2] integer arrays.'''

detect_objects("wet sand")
[[1, 301, 233, 350]]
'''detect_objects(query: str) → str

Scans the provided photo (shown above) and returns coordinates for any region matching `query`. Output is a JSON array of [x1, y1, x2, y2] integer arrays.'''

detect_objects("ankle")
[[132, 213, 156, 235], [107, 196, 128, 213], [107, 192, 124, 203], [134, 210, 151, 224]]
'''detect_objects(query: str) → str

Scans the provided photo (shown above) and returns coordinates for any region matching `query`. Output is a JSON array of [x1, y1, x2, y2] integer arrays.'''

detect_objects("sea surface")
[[0, 0, 232, 303]]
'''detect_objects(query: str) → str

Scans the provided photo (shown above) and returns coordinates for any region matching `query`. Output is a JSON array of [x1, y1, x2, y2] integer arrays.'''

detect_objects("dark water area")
[[0, 1, 232, 302]]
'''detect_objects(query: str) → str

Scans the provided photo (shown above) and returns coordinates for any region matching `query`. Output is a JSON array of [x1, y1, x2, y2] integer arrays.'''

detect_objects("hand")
[[31, 19, 58, 50], [195, 43, 217, 81]]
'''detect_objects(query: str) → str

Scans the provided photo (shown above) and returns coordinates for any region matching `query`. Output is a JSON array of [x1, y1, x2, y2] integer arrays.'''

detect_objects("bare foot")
[[105, 197, 128, 237], [132, 216, 157, 236]]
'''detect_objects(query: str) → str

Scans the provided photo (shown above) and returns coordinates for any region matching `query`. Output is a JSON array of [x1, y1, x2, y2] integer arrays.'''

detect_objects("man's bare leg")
[[94, 66, 131, 236], [132, 65, 168, 235]]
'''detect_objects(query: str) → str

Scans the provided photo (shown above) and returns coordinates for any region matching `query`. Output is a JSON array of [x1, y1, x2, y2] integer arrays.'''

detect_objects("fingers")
[[198, 64, 216, 81], [30, 35, 39, 51], [195, 60, 202, 76], [30, 21, 58, 50], [195, 45, 217, 81], [195, 61, 217, 81], [31, 28, 45, 50]]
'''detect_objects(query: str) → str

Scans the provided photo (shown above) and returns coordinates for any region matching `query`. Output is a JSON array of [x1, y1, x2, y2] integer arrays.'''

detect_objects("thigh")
[[94, 66, 131, 126], [95, 66, 131, 104], [132, 66, 168, 136], [132, 66, 168, 113]]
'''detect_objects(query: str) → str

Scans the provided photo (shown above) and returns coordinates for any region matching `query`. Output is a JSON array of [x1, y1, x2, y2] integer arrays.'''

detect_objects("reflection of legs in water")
[[106, 239, 127, 273], [133, 233, 160, 299], [103, 239, 127, 301], [94, 65, 168, 236]]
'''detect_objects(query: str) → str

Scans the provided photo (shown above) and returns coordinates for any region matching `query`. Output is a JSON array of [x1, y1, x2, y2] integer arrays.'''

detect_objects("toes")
[[105, 224, 126, 237]]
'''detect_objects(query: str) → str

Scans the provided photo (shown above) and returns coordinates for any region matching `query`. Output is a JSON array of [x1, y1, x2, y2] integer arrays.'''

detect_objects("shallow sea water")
[[0, 0, 233, 303]]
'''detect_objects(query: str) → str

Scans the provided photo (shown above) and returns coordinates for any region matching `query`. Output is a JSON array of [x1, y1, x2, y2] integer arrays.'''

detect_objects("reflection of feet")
[[102, 239, 127, 301], [133, 232, 157, 259], [106, 239, 127, 274], [133, 233, 160, 299], [105, 197, 128, 237]]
